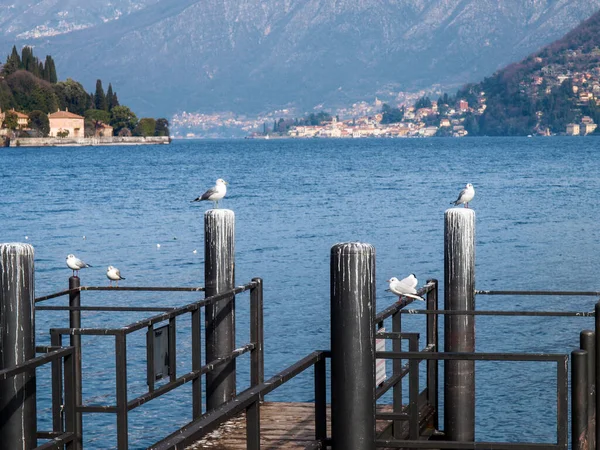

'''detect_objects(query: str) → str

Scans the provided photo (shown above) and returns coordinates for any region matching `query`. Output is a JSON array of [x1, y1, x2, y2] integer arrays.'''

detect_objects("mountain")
[[453, 8, 600, 135], [1, 0, 600, 117]]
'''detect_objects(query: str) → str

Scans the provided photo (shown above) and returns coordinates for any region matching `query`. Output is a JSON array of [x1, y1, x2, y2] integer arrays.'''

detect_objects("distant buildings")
[[48, 109, 85, 137]]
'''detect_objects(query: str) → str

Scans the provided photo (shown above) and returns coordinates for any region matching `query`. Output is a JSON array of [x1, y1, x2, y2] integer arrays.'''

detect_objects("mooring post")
[[573, 349, 589, 450], [444, 208, 475, 442], [594, 301, 600, 450], [330, 242, 376, 450], [204, 209, 236, 411], [69, 276, 83, 446], [581, 330, 596, 450], [0, 243, 36, 449]]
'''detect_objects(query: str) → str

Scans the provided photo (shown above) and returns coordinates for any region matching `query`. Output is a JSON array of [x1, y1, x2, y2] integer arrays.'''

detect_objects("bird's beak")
[[224, 181, 229, 185], [386, 279, 391, 283]]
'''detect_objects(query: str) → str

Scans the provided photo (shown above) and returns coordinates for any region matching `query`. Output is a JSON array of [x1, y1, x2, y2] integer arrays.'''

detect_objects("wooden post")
[[444, 208, 475, 442], [330, 242, 376, 450], [581, 330, 596, 450], [0, 243, 36, 449], [573, 349, 589, 450], [204, 209, 236, 411]]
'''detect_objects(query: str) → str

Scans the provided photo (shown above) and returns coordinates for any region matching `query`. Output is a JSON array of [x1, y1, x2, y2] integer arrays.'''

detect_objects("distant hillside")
[[458, 9, 600, 135], [2, 0, 599, 117]]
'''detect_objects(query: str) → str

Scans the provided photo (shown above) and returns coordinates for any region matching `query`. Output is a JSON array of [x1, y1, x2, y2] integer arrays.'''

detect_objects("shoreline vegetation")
[[0, 45, 170, 144], [6, 136, 170, 147]]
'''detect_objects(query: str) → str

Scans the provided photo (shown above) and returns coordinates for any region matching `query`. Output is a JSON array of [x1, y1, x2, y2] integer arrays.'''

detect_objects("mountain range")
[[2, 0, 600, 117]]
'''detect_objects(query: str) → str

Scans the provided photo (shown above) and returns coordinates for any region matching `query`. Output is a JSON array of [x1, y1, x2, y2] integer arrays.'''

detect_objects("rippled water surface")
[[2, 137, 600, 448]]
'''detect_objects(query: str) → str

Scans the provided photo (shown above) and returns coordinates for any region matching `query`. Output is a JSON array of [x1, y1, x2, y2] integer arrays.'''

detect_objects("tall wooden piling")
[[573, 349, 589, 450], [0, 243, 36, 449], [581, 330, 596, 450], [204, 209, 236, 411], [444, 208, 476, 442], [330, 242, 376, 450], [69, 276, 83, 445]]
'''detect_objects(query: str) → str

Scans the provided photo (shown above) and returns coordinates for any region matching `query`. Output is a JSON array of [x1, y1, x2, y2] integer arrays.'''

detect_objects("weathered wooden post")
[[444, 208, 475, 442], [0, 243, 36, 449], [581, 330, 596, 450], [594, 301, 600, 450], [69, 276, 83, 445], [573, 349, 589, 450], [204, 209, 236, 411], [330, 242, 376, 450]]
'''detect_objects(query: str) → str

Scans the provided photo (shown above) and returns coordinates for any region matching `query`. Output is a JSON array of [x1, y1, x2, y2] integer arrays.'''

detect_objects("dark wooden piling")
[[444, 208, 475, 442], [205, 209, 236, 411], [594, 301, 600, 450], [330, 242, 376, 450], [0, 243, 36, 449], [581, 330, 596, 450], [573, 349, 589, 450]]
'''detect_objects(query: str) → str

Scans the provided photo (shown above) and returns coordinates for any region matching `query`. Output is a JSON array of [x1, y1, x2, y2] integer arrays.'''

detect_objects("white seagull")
[[192, 178, 228, 208], [107, 266, 125, 287], [386, 274, 424, 301], [451, 183, 475, 208], [66, 254, 91, 277]]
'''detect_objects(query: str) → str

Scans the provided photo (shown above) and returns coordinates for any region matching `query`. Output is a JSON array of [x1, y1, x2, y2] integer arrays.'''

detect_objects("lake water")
[[1, 137, 600, 448]]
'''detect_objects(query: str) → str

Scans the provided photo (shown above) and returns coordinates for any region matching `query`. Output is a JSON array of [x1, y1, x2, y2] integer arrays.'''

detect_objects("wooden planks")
[[185, 402, 397, 449]]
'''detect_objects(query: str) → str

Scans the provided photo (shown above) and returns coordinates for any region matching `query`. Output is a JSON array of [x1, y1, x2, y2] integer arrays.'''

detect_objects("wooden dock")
[[185, 401, 435, 449]]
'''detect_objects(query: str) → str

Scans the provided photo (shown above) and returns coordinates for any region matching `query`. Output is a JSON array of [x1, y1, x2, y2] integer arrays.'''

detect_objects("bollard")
[[581, 330, 596, 450], [573, 349, 589, 450], [0, 243, 36, 449], [330, 242, 376, 450], [204, 209, 236, 411], [444, 208, 476, 442]]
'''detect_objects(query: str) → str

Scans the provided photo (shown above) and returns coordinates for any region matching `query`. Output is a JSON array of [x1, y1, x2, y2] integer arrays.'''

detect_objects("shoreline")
[[7, 136, 171, 147]]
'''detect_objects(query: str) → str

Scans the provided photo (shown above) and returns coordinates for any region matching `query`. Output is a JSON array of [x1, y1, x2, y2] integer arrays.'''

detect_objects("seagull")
[[192, 178, 228, 208], [107, 266, 125, 287], [451, 183, 475, 208], [386, 274, 424, 301], [66, 254, 91, 277]]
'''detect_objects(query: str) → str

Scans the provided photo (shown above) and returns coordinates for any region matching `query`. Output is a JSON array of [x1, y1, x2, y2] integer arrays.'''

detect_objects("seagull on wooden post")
[[66, 254, 91, 277], [386, 274, 424, 301], [192, 178, 228, 208], [451, 183, 475, 208]]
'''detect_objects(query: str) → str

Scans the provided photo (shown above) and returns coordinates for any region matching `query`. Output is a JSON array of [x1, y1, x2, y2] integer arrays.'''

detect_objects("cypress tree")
[[111, 90, 120, 108], [106, 83, 114, 111], [44, 56, 57, 83], [94, 79, 106, 111], [10, 45, 21, 68]]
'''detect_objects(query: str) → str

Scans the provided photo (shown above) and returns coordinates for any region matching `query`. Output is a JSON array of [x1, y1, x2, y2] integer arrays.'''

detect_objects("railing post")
[[426, 279, 439, 431], [315, 356, 327, 443], [573, 349, 589, 450], [191, 308, 202, 418], [594, 301, 600, 450], [582, 330, 596, 450], [69, 276, 83, 447], [444, 208, 476, 442], [115, 333, 128, 449], [250, 277, 264, 388], [204, 209, 236, 411], [0, 243, 36, 449], [330, 242, 375, 450], [392, 310, 402, 439]]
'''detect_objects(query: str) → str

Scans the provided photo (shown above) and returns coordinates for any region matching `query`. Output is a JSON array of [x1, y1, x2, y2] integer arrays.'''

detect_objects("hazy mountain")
[[1, 0, 599, 117]]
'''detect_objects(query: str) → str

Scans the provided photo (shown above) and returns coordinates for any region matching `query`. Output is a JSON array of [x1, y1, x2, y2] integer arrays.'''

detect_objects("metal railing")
[[0, 346, 78, 450], [34, 277, 263, 450]]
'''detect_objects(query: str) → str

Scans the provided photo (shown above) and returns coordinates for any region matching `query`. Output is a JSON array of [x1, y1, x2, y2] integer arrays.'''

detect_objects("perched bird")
[[451, 183, 475, 208], [66, 254, 91, 277], [192, 178, 228, 208], [106, 266, 125, 287], [386, 274, 424, 301]]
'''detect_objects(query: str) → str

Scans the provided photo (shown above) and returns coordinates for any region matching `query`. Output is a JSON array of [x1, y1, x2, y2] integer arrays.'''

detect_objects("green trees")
[[28, 110, 50, 136], [380, 103, 404, 124], [155, 118, 169, 136], [415, 96, 432, 109], [133, 118, 156, 136], [94, 79, 107, 111], [6, 70, 59, 114], [2, 110, 18, 131], [110, 105, 138, 135], [54, 79, 92, 116]]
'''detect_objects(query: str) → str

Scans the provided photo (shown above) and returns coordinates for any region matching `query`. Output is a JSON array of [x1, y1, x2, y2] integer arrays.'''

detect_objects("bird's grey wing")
[[397, 281, 417, 295], [198, 186, 218, 201], [116, 269, 125, 279], [453, 188, 467, 204], [399, 275, 417, 289]]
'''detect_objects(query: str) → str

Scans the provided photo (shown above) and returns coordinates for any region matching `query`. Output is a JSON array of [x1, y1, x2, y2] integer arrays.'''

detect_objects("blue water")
[[1, 137, 600, 448]]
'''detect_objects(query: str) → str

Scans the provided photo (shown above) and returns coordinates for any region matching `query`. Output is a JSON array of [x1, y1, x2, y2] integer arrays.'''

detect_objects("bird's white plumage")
[[193, 178, 228, 207], [451, 183, 475, 207], [106, 266, 124, 281], [387, 274, 424, 301], [66, 254, 90, 271]]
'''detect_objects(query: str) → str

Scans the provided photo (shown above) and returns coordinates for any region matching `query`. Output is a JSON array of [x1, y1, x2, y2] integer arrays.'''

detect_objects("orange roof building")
[[48, 109, 84, 138]]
